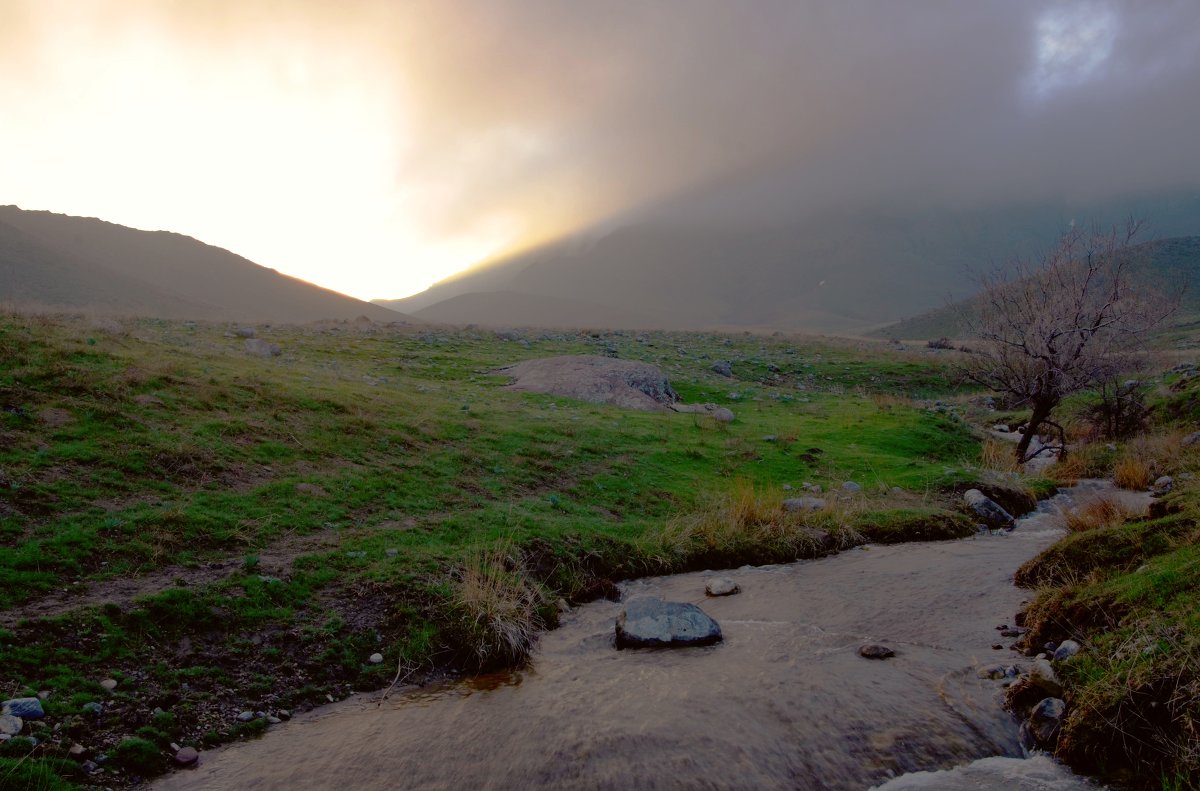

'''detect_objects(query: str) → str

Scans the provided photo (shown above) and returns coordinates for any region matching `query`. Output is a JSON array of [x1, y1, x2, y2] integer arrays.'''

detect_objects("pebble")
[[236, 711, 255, 722], [991, 643, 1004, 650], [368, 653, 384, 664], [277, 710, 291, 720], [266, 716, 282, 725], [385, 548, 399, 557], [858, 644, 895, 659], [99, 678, 118, 692], [68, 743, 87, 760], [81, 702, 103, 716], [174, 746, 200, 766]]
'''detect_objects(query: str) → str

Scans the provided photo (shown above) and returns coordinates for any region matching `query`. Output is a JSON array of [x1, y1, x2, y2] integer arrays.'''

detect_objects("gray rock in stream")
[[963, 489, 1016, 530], [1020, 697, 1066, 750], [615, 597, 722, 648]]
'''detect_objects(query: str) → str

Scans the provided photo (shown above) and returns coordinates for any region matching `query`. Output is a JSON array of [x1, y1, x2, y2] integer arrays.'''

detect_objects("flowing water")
[[159, 483, 1142, 791]]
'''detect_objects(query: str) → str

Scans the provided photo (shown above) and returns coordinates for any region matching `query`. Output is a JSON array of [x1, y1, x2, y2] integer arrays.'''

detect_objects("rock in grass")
[[1052, 639, 1081, 662], [705, 578, 740, 597], [236, 710, 255, 722], [615, 597, 722, 648], [99, 678, 117, 692], [243, 338, 281, 357], [368, 652, 384, 664], [711, 360, 734, 377], [858, 644, 895, 659], [783, 496, 826, 512], [81, 702, 103, 716], [841, 481, 862, 493], [1150, 475, 1174, 495], [963, 489, 1015, 530], [174, 746, 200, 766], [1, 698, 44, 719], [0, 715, 21, 736]]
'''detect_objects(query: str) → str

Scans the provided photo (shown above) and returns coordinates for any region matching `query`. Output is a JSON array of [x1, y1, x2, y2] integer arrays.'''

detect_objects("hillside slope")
[[0, 206, 406, 323], [382, 191, 1200, 334], [872, 236, 1200, 341]]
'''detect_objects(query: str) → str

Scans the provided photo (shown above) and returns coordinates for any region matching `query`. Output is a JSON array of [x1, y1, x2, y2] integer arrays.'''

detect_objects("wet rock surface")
[[614, 597, 722, 648]]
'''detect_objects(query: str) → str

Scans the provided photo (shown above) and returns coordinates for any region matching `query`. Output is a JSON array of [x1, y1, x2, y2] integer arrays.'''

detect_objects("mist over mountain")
[[378, 190, 1200, 333], [0, 206, 405, 323]]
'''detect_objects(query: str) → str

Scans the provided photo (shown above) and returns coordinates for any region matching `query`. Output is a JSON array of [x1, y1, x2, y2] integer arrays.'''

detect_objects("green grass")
[[0, 312, 1002, 787]]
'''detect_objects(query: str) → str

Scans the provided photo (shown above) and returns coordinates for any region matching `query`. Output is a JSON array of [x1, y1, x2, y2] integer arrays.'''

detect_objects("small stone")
[[68, 743, 87, 760], [1, 698, 44, 719], [1150, 475, 1174, 495], [858, 644, 895, 659], [174, 746, 200, 766], [1000, 628, 1024, 637], [81, 702, 103, 716], [266, 716, 282, 725], [277, 710, 291, 721], [236, 711, 255, 722], [1030, 658, 1063, 697], [36, 691, 50, 701], [991, 643, 1004, 650], [385, 548, 399, 557], [0, 715, 22, 736], [841, 481, 862, 493], [705, 578, 740, 597], [975, 664, 1007, 680], [81, 760, 99, 773], [783, 496, 826, 512], [1053, 639, 1081, 662], [368, 653, 384, 664], [782, 484, 793, 491], [711, 360, 734, 377], [99, 678, 118, 692]]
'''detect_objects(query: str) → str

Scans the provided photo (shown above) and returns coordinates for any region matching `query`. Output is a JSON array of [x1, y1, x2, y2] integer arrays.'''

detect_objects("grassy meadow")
[[0, 311, 1007, 786]]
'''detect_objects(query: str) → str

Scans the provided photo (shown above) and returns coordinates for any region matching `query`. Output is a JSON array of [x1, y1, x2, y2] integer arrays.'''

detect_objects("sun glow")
[[0, 2, 551, 300], [1028, 2, 1118, 101]]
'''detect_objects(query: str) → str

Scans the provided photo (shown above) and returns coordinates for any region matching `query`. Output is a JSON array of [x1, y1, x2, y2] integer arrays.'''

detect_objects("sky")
[[2, 0, 1199, 301]]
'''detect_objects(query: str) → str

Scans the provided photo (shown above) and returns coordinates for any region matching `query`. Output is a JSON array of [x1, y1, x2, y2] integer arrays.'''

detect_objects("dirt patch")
[[0, 530, 340, 627], [490, 355, 678, 411]]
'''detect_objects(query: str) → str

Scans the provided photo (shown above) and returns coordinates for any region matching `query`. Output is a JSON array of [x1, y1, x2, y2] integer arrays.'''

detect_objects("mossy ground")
[[1, 312, 1005, 787]]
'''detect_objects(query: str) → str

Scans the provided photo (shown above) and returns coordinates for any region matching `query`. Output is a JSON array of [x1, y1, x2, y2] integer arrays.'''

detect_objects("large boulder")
[[963, 489, 1016, 530], [615, 597, 722, 648], [491, 355, 678, 411]]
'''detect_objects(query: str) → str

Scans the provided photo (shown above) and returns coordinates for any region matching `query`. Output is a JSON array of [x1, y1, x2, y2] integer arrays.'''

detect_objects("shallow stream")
[[158, 483, 1139, 790]]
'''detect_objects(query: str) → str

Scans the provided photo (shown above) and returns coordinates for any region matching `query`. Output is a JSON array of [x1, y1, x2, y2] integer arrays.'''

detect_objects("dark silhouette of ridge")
[[0, 206, 408, 323]]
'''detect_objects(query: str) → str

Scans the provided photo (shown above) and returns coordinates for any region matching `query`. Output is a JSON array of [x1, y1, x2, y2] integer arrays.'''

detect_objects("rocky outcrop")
[[615, 597, 722, 648], [492, 355, 678, 411]]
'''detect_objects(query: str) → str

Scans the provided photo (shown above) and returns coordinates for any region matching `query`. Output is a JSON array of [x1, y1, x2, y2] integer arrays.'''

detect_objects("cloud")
[[2, 0, 1199, 297]]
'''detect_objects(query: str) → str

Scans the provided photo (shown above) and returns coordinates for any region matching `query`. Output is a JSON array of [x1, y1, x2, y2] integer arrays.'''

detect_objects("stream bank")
[[155, 483, 1128, 790]]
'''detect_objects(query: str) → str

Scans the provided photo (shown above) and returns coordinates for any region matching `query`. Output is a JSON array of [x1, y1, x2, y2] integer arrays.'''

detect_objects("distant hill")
[[405, 290, 661, 329], [0, 206, 407, 323], [871, 236, 1200, 341], [380, 190, 1200, 334]]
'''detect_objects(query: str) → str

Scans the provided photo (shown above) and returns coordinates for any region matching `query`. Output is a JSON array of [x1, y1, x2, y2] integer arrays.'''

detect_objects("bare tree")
[[961, 220, 1178, 462]]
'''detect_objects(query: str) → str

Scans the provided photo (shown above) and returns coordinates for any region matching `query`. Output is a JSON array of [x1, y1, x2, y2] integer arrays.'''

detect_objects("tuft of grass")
[[979, 437, 1023, 474], [1113, 454, 1154, 490], [1059, 494, 1140, 533], [447, 542, 547, 669]]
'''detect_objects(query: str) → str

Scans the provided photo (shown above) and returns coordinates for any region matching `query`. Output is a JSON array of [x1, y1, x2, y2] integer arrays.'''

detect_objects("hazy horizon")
[[3, 0, 1199, 302]]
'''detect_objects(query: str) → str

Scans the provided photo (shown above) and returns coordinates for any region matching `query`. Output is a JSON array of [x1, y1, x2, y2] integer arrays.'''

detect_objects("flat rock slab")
[[615, 597, 722, 648], [491, 355, 678, 411]]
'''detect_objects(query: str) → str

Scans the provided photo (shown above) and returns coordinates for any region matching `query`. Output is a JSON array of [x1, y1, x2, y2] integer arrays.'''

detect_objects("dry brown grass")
[[1112, 432, 1185, 490], [656, 480, 858, 565], [979, 436, 1023, 474], [450, 541, 545, 667], [1059, 494, 1140, 533]]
